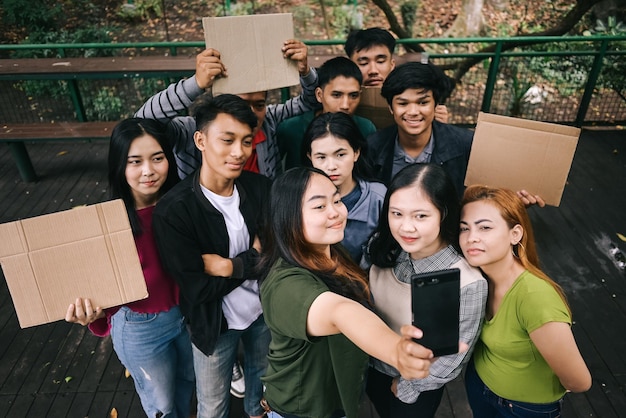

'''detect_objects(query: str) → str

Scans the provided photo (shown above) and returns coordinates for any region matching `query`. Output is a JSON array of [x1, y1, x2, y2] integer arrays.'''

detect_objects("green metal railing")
[[1, 35, 624, 126]]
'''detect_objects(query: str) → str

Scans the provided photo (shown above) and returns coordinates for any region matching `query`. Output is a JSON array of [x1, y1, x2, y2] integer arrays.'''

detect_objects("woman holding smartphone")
[[365, 163, 487, 418], [459, 185, 591, 417], [259, 166, 435, 418]]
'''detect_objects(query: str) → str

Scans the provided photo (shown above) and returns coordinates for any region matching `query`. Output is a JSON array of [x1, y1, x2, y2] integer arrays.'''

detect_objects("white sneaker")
[[230, 361, 245, 399]]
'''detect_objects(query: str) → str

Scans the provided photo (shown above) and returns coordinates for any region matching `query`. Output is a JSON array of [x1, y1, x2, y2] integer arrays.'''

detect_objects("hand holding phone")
[[411, 268, 460, 357]]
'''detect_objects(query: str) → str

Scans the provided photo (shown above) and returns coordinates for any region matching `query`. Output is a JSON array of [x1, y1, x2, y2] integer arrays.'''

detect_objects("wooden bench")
[[0, 56, 199, 182], [0, 55, 197, 80], [1, 122, 117, 182]]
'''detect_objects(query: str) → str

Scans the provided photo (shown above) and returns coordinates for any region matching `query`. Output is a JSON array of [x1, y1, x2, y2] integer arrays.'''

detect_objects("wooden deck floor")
[[0, 128, 624, 417]]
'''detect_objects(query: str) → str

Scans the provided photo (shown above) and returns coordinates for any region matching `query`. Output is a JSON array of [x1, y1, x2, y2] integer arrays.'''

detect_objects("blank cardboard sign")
[[203, 13, 299, 95], [465, 112, 580, 206], [0, 200, 148, 328]]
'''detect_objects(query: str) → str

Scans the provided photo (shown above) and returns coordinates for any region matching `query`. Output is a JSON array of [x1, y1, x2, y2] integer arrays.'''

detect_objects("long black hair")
[[368, 163, 460, 267], [108, 118, 179, 235], [259, 166, 371, 305]]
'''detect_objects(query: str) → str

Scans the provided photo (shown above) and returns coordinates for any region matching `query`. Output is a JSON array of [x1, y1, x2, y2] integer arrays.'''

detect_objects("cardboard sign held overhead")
[[0, 200, 148, 328], [203, 13, 299, 95], [464, 112, 581, 207]]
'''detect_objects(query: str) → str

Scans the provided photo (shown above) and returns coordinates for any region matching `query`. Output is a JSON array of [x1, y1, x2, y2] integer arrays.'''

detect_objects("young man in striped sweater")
[[135, 39, 319, 181]]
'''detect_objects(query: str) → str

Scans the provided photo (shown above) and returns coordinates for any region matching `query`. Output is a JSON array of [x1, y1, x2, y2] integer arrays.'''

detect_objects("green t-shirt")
[[473, 270, 571, 403], [260, 259, 369, 418], [276, 110, 377, 171]]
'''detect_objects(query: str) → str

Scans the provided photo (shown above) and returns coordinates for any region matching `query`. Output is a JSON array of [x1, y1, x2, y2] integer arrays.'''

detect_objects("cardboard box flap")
[[464, 112, 580, 206], [0, 200, 148, 328], [0, 221, 28, 257], [20, 205, 103, 251], [477, 112, 581, 137], [203, 14, 299, 95]]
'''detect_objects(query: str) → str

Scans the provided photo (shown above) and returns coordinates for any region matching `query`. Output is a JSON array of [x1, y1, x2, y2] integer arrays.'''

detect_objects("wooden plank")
[[86, 391, 116, 417], [64, 392, 95, 417], [21, 392, 56, 417], [0, 394, 16, 417], [0, 122, 116, 141], [0, 53, 422, 78], [109, 389, 142, 418], [46, 392, 75, 418], [4, 394, 36, 418], [0, 322, 56, 394], [37, 325, 87, 394], [18, 321, 74, 395], [0, 56, 196, 76], [94, 340, 132, 393], [0, 326, 38, 393]]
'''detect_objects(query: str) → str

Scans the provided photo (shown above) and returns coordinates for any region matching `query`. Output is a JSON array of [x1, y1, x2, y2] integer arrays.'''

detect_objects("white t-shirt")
[[201, 184, 262, 330]]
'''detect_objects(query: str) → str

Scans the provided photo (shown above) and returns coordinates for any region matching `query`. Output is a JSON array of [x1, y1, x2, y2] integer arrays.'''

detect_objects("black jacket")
[[366, 120, 474, 200], [153, 170, 271, 356]]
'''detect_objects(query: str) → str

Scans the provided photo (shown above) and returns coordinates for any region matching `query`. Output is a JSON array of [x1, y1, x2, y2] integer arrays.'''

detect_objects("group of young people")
[[64, 27, 591, 418]]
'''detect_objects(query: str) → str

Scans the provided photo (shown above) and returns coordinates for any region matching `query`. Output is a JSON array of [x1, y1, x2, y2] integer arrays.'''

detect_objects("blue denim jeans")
[[110, 305, 195, 418], [465, 360, 563, 418], [193, 314, 270, 418]]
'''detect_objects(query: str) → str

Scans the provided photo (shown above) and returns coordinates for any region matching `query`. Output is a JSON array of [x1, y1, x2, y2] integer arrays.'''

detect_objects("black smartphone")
[[411, 268, 460, 357]]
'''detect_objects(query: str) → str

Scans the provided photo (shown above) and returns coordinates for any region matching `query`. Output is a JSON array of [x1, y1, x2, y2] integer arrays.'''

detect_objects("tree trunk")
[[370, 0, 425, 52], [443, 0, 485, 38]]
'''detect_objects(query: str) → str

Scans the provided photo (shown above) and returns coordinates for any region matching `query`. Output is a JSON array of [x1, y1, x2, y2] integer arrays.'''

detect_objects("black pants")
[[366, 367, 445, 418]]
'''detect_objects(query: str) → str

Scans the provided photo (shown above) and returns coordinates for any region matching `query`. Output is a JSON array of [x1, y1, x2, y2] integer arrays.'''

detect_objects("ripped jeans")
[[111, 306, 195, 418]]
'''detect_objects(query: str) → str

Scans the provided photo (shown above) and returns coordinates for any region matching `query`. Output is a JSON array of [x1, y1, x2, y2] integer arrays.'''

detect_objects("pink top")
[[88, 205, 180, 336]]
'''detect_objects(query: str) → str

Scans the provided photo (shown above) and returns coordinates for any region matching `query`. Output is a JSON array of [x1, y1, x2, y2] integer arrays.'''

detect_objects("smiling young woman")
[[459, 185, 591, 417], [258, 166, 435, 418], [65, 118, 194, 418]]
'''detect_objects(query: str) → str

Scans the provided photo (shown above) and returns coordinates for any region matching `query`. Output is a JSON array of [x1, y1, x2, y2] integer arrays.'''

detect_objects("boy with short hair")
[[135, 40, 318, 180], [153, 94, 271, 418], [277, 56, 376, 170], [345, 28, 449, 125], [344, 27, 397, 88], [367, 61, 472, 199]]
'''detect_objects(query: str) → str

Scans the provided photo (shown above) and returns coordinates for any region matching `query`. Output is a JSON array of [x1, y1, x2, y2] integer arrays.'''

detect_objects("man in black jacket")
[[367, 61, 471, 199], [367, 61, 545, 206], [153, 94, 271, 418]]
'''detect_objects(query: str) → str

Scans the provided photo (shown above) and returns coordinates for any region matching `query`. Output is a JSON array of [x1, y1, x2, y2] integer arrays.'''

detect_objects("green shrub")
[[86, 87, 124, 121], [2, 0, 61, 32], [117, 0, 164, 20]]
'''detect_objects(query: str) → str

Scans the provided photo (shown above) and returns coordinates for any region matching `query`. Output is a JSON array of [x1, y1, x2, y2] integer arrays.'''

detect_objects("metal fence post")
[[481, 41, 502, 114], [575, 38, 609, 127]]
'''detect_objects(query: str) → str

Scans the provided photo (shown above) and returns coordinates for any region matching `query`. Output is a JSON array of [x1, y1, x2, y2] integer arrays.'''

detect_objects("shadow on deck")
[[0, 128, 624, 417]]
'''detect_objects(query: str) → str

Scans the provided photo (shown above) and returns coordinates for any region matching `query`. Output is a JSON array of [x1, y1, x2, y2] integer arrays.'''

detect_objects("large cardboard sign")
[[465, 112, 580, 206], [0, 200, 148, 328], [203, 13, 299, 95]]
